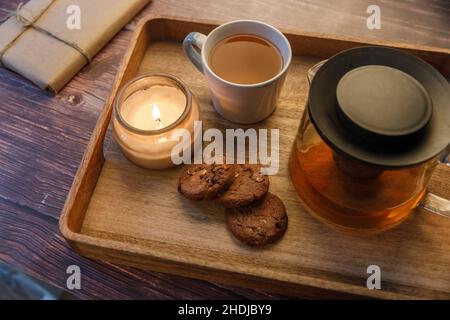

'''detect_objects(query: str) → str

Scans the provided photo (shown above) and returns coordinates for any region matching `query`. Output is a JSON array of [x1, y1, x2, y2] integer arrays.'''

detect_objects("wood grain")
[[148, 0, 450, 49], [1, 0, 449, 299], [60, 16, 450, 299]]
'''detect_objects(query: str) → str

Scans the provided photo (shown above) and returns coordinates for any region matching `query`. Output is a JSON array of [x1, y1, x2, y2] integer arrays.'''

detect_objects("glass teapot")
[[289, 47, 450, 234]]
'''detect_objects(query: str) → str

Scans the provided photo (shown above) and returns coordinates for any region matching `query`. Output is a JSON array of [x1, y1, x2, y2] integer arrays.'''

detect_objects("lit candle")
[[152, 104, 163, 130], [113, 74, 201, 169], [120, 85, 187, 131]]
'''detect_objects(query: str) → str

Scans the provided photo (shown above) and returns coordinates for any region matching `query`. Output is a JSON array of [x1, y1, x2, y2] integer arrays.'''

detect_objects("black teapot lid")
[[308, 46, 450, 168]]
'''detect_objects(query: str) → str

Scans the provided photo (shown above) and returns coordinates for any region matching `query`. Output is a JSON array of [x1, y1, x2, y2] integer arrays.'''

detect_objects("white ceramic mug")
[[183, 20, 292, 124]]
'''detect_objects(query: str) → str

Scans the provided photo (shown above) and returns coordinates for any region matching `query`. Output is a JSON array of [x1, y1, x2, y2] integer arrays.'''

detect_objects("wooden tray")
[[59, 15, 450, 299]]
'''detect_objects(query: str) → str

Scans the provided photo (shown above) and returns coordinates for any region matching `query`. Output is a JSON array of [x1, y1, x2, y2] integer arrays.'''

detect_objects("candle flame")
[[152, 104, 161, 121], [152, 103, 163, 129]]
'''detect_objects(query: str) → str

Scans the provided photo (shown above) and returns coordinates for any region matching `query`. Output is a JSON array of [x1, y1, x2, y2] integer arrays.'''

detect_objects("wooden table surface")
[[0, 0, 449, 300]]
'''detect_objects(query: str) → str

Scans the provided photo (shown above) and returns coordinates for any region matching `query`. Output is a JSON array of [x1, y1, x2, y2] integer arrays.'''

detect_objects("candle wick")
[[156, 118, 163, 129], [152, 103, 163, 129]]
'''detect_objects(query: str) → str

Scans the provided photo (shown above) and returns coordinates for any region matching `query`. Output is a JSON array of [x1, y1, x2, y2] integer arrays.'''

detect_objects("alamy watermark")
[[367, 5, 381, 30], [170, 121, 280, 175], [66, 5, 81, 30], [366, 265, 381, 290], [66, 265, 81, 290]]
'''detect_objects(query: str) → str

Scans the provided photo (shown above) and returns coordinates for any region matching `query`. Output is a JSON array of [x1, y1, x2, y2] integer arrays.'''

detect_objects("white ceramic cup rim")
[[201, 20, 292, 88]]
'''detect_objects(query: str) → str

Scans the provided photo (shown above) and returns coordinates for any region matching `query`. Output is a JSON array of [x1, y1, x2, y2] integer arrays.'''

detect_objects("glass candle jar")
[[113, 73, 200, 169]]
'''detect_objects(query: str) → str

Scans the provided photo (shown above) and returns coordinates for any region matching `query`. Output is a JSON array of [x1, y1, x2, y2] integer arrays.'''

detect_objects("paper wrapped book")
[[0, 0, 150, 92]]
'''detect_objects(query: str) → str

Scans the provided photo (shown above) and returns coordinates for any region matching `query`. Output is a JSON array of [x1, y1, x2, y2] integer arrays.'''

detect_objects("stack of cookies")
[[178, 162, 288, 246]]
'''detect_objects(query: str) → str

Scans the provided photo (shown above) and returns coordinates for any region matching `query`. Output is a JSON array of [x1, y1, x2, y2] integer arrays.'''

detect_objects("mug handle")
[[307, 60, 450, 218], [183, 32, 207, 72]]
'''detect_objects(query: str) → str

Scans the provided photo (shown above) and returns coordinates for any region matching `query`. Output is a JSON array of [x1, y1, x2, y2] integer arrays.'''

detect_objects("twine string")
[[0, 1, 92, 66]]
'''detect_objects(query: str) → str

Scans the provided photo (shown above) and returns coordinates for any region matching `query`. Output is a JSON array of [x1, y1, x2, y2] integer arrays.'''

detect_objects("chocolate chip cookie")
[[226, 193, 288, 246], [178, 163, 235, 201], [216, 164, 269, 208]]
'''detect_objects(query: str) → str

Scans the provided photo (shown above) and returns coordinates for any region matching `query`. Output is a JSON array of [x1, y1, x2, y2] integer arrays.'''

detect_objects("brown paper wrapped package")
[[0, 0, 150, 92]]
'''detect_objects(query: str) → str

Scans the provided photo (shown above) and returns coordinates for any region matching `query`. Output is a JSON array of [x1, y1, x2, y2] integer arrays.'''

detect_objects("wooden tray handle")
[[420, 162, 450, 218]]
